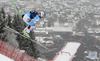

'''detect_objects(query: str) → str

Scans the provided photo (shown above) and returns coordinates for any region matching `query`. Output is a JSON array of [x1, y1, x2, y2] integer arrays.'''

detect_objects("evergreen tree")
[[1, 7, 5, 19], [0, 9, 5, 33], [6, 14, 12, 27], [13, 14, 25, 32], [0, 8, 7, 41], [17, 35, 39, 58]]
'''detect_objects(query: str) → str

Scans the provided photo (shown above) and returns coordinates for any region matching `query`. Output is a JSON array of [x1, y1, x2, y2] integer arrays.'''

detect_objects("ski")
[[11, 0, 19, 11], [10, 7, 22, 18], [10, 7, 28, 27], [3, 26, 48, 50]]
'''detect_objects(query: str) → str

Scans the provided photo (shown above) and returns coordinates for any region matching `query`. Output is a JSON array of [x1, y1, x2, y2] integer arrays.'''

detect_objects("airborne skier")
[[22, 10, 46, 38]]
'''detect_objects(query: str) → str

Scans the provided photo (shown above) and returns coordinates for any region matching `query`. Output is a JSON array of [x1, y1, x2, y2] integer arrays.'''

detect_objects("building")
[[86, 51, 99, 60]]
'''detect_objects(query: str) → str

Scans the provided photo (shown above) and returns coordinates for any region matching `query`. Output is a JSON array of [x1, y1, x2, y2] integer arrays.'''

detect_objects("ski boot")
[[22, 29, 30, 38]]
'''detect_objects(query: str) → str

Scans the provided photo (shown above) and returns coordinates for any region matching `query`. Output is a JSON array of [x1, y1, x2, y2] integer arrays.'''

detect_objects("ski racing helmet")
[[30, 10, 38, 19], [39, 11, 46, 18]]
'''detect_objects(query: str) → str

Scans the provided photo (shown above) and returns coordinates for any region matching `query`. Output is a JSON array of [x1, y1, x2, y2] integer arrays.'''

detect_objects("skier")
[[22, 10, 46, 38]]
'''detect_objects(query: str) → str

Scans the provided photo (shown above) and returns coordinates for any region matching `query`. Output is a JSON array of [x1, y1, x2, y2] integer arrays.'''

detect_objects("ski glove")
[[28, 25, 31, 29]]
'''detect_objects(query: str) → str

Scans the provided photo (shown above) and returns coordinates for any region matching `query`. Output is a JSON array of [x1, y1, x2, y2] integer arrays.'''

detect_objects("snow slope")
[[0, 54, 14, 61]]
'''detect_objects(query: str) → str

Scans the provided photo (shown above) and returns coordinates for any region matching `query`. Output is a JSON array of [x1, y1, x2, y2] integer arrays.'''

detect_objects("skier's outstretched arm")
[[28, 15, 39, 29]]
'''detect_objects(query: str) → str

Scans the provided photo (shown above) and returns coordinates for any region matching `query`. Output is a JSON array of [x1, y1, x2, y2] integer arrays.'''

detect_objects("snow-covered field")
[[0, 54, 14, 61]]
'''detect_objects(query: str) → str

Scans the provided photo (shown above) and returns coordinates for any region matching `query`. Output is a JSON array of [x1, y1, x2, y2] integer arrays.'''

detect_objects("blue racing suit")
[[23, 11, 39, 33]]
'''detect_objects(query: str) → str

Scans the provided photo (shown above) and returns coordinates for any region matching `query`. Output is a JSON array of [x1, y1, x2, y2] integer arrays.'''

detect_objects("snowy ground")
[[0, 54, 14, 61]]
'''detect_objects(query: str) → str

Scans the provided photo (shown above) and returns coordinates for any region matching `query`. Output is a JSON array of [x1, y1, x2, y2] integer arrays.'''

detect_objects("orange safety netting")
[[0, 40, 37, 61]]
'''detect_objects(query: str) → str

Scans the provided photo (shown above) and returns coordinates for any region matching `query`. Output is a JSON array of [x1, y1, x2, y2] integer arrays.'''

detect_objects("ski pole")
[[11, 0, 28, 27], [10, 7, 22, 17]]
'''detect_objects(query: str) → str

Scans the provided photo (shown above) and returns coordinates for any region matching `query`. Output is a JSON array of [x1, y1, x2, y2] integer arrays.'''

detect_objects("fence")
[[0, 40, 37, 61]]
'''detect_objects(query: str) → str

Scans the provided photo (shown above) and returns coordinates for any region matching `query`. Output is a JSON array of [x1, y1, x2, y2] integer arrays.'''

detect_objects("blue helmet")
[[30, 10, 38, 19]]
